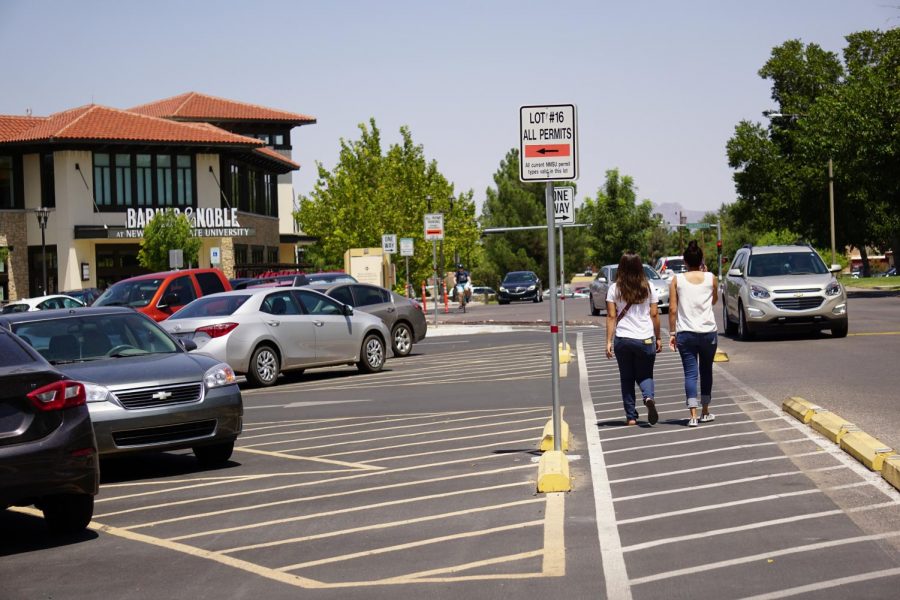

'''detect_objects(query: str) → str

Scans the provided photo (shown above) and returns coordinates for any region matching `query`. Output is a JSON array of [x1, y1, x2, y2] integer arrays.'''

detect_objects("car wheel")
[[499, 299, 509, 305], [590, 294, 600, 316], [193, 440, 235, 467], [723, 301, 738, 335], [533, 295, 540, 303], [738, 301, 754, 341], [831, 320, 849, 338], [357, 334, 385, 373], [41, 494, 94, 534], [391, 323, 413, 357], [248, 344, 279, 387]]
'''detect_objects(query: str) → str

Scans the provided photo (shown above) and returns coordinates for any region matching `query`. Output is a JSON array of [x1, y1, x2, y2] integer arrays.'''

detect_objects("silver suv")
[[723, 244, 848, 339]]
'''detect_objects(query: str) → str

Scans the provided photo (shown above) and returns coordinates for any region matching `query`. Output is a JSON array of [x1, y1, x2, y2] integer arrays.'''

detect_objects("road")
[[1, 294, 898, 599]]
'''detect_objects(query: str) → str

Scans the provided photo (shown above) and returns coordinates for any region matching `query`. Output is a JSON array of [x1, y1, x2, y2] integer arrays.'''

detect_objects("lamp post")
[[35, 206, 50, 294], [763, 111, 837, 266]]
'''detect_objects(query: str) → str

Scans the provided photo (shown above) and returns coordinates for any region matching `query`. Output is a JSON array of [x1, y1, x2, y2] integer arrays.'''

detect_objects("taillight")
[[27, 381, 87, 411], [196, 322, 239, 338]]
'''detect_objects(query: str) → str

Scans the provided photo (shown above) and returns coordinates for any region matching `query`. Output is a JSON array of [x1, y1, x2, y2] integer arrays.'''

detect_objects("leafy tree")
[[296, 119, 478, 287], [581, 169, 656, 267], [137, 210, 201, 271]]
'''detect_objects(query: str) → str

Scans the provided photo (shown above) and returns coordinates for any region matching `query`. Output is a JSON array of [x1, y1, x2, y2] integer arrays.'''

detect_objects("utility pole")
[[829, 158, 836, 267]]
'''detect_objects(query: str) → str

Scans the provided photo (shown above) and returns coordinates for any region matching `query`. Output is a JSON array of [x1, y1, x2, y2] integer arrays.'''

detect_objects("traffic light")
[[716, 239, 723, 254]]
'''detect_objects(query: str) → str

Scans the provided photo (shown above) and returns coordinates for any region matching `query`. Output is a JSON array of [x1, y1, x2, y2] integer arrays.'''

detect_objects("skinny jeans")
[[675, 331, 718, 408], [613, 336, 657, 421]]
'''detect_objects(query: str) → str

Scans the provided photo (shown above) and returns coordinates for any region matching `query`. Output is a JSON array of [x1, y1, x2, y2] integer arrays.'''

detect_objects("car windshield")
[[11, 312, 178, 364], [665, 259, 686, 273], [503, 272, 537, 284], [307, 273, 357, 284], [94, 278, 164, 308], [643, 265, 661, 280], [748, 252, 828, 277], [170, 294, 251, 319], [1, 303, 29, 314]]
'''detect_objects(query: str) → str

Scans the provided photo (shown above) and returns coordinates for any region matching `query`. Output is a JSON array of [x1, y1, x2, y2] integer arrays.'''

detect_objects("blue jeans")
[[675, 331, 718, 408], [613, 336, 657, 421]]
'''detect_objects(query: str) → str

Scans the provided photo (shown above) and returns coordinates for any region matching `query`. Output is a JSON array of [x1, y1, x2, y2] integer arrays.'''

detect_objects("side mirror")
[[727, 268, 743, 277], [343, 304, 354, 316], [598, 277, 607, 284], [158, 293, 179, 308], [180, 338, 197, 352], [829, 264, 842, 273]]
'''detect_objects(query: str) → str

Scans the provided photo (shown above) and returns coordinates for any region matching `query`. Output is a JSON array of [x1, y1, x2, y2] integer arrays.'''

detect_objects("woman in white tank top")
[[667, 240, 719, 427]]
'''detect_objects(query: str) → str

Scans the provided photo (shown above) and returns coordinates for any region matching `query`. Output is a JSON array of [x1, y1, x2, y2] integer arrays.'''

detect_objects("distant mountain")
[[652, 202, 708, 227]]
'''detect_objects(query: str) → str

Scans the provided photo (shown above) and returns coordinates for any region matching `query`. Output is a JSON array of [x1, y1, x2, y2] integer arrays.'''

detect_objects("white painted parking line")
[[630, 532, 900, 585], [577, 333, 633, 600], [608, 438, 808, 469], [320, 425, 542, 458], [603, 426, 797, 454], [735, 567, 900, 600], [608, 450, 823, 483], [284, 399, 374, 408]]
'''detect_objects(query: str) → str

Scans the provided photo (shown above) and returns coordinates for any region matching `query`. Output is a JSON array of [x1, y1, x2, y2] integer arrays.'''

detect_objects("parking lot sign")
[[382, 234, 397, 254], [424, 213, 444, 241], [400, 237, 414, 256], [553, 187, 575, 224], [520, 104, 578, 182]]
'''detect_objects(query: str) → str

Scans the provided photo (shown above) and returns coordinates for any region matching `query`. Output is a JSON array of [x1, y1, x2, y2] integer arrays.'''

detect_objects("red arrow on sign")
[[525, 144, 570, 158], [426, 229, 442, 235]]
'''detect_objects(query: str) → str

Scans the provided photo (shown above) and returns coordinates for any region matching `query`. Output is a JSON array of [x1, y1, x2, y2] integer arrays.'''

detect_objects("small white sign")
[[520, 104, 578, 182], [553, 187, 575, 224], [210, 246, 221, 265], [382, 234, 397, 254], [400, 237, 414, 256], [169, 249, 184, 269], [424, 213, 444, 241]]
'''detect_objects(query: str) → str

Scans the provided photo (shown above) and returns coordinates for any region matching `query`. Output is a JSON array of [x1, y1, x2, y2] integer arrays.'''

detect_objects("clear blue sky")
[[1, 0, 895, 215]]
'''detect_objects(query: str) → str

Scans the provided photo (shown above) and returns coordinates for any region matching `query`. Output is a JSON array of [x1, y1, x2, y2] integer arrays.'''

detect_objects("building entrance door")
[[95, 244, 146, 289]]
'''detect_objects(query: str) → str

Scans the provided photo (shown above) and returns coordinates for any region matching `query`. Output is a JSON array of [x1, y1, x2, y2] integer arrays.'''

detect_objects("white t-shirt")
[[607, 282, 659, 339], [675, 272, 717, 333]]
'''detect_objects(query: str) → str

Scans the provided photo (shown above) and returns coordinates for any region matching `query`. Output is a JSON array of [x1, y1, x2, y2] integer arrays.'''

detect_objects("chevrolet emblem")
[[151, 391, 172, 400]]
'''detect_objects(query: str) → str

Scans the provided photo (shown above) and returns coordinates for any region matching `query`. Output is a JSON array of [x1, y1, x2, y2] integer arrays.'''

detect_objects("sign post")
[[521, 104, 577, 493], [554, 187, 575, 359], [400, 237, 414, 297], [210, 246, 221, 266], [425, 213, 444, 326]]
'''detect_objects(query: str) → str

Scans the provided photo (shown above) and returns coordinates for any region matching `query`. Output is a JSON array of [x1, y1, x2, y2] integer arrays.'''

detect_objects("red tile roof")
[[129, 92, 316, 125], [1, 105, 266, 146], [0, 115, 46, 141], [254, 145, 300, 169]]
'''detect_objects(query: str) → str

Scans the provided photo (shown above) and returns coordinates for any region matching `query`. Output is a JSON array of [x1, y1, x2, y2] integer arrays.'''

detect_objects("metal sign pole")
[[559, 224, 567, 348], [432, 240, 439, 326], [405, 256, 410, 297], [544, 182, 562, 452]]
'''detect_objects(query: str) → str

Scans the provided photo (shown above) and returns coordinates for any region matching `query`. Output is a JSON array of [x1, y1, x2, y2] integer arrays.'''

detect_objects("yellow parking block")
[[558, 342, 572, 364], [537, 450, 571, 492], [881, 456, 900, 491], [839, 431, 896, 472], [713, 349, 729, 362], [782, 396, 822, 424], [809, 411, 857, 444], [539, 419, 570, 452]]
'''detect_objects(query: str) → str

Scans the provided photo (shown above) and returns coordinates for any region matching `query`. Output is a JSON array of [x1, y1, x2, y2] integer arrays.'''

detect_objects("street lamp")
[[34, 206, 51, 294], [763, 111, 837, 267]]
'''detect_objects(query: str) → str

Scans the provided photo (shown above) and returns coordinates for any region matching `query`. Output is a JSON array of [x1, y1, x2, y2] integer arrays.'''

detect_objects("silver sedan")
[[589, 264, 670, 316], [161, 287, 390, 387]]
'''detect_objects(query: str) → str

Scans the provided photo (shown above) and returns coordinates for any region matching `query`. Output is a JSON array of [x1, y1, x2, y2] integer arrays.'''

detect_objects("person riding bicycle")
[[454, 264, 471, 303]]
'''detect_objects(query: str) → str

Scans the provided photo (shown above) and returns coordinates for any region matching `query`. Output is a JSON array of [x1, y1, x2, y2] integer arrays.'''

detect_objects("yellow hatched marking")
[[541, 492, 566, 576], [232, 447, 383, 470], [364, 436, 538, 463], [277, 520, 544, 572], [376, 551, 545, 584], [322, 425, 543, 458], [218, 497, 543, 552], [848, 331, 900, 336], [295, 373, 546, 393], [171, 481, 532, 542]]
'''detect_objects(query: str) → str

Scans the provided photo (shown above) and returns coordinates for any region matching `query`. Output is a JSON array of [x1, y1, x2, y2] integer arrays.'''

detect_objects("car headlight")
[[204, 363, 236, 389], [527, 285, 536, 291], [499, 286, 507, 292], [749, 285, 770, 299], [825, 281, 842, 296], [83, 382, 114, 403]]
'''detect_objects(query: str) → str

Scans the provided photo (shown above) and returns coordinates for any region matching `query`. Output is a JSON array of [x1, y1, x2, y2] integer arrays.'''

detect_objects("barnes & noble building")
[[0, 92, 315, 302]]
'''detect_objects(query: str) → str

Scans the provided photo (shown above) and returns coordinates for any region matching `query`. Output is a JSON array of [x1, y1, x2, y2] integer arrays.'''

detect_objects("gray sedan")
[[0, 307, 243, 466], [309, 283, 427, 357], [162, 287, 390, 387], [589, 264, 670, 316]]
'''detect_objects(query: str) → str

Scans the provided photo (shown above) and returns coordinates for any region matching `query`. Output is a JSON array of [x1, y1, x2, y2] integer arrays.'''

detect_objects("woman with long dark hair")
[[605, 252, 661, 426], [668, 240, 718, 427]]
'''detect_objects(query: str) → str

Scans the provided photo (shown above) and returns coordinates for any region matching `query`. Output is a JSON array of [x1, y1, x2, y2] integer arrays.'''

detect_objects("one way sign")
[[553, 187, 575, 224]]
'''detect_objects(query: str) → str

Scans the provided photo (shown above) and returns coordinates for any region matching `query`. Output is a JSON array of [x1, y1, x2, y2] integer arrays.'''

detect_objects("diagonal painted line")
[[608, 449, 821, 484], [735, 566, 900, 600], [603, 426, 796, 454]]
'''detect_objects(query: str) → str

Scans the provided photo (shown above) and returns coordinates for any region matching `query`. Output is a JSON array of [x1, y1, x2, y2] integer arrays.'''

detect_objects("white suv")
[[722, 244, 848, 339]]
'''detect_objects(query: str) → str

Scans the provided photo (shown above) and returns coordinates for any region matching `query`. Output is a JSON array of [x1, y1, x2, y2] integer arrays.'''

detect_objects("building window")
[[263, 173, 273, 216], [136, 154, 152, 206], [176, 155, 192, 206], [41, 153, 55, 208], [156, 155, 173, 206], [93, 153, 112, 206], [234, 244, 247, 265], [115, 154, 132, 207], [0, 155, 20, 209], [229, 164, 240, 209], [248, 170, 258, 213], [267, 247, 279, 264], [251, 245, 264, 264]]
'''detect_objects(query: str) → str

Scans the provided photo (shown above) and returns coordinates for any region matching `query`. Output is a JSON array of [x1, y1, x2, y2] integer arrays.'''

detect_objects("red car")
[[94, 268, 231, 321]]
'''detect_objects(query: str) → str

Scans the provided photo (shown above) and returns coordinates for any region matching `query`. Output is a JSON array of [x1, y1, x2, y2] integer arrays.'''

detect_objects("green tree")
[[296, 119, 478, 288], [581, 169, 656, 267], [137, 210, 201, 271]]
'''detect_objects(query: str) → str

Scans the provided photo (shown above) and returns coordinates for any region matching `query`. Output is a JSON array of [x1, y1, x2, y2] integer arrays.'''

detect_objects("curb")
[[782, 397, 899, 491]]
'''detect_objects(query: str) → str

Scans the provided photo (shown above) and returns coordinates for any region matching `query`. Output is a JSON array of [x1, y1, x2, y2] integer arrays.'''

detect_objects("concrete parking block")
[[540, 407, 570, 452], [782, 396, 821, 424], [881, 456, 900, 491], [809, 411, 857, 444], [537, 450, 571, 492], [839, 430, 896, 472]]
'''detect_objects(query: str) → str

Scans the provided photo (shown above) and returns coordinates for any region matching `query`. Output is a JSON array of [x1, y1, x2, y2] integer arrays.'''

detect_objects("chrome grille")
[[773, 297, 824, 311], [115, 383, 203, 409], [774, 288, 820, 294]]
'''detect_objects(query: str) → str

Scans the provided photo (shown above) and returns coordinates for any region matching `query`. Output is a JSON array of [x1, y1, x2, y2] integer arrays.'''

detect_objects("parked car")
[[722, 244, 847, 339], [589, 264, 670, 316], [0, 328, 99, 533], [1, 294, 85, 314], [498, 271, 543, 304], [230, 277, 277, 290], [93, 268, 231, 321], [654, 255, 687, 278], [161, 288, 390, 387], [310, 282, 427, 357], [471, 286, 496, 297], [60, 288, 103, 306], [0, 307, 242, 465]]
